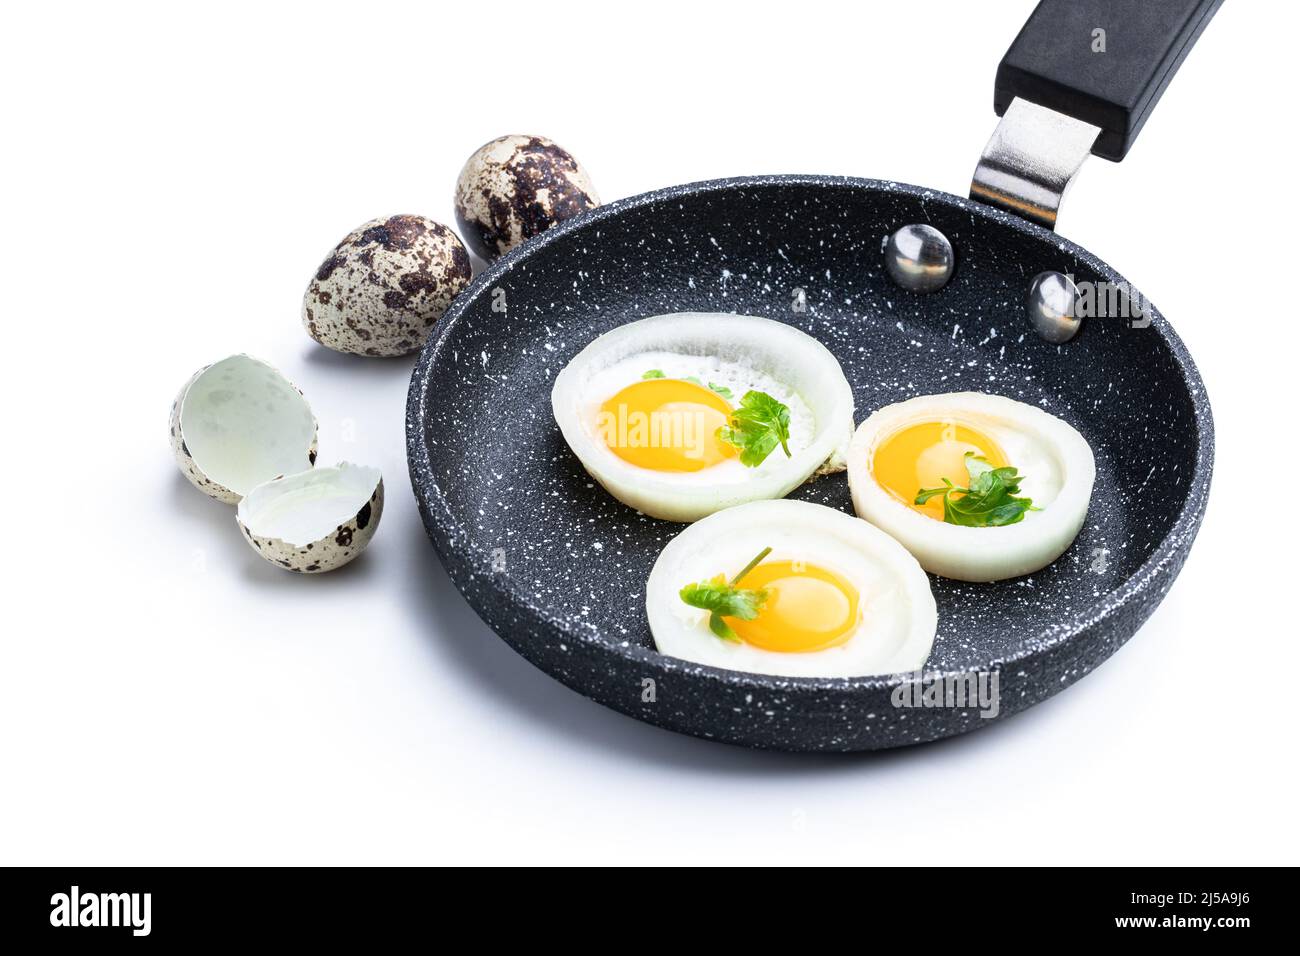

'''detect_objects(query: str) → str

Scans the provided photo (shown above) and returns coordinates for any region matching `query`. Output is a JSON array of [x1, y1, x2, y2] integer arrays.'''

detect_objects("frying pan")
[[407, 0, 1218, 751]]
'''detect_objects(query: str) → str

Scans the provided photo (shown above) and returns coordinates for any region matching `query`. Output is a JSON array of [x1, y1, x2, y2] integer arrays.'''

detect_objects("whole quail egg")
[[303, 214, 471, 357], [454, 134, 599, 261], [170, 354, 318, 503], [236, 463, 384, 573]]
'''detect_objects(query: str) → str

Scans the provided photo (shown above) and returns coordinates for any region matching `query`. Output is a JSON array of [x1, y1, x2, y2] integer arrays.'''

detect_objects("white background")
[[2, 1, 1294, 865]]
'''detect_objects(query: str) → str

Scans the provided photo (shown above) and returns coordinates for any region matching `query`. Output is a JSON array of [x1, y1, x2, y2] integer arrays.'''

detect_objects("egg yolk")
[[730, 560, 860, 653], [872, 419, 1009, 520], [598, 378, 737, 472]]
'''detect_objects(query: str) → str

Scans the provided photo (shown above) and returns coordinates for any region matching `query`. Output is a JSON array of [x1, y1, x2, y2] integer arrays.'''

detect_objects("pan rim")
[[406, 173, 1215, 693]]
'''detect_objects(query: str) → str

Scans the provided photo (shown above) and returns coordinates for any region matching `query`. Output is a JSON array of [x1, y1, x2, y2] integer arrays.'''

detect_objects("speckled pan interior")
[[406, 175, 1213, 752]]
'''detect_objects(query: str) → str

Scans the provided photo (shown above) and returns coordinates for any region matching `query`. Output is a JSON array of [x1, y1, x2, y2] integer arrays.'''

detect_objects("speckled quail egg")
[[454, 134, 599, 261], [551, 312, 854, 523], [236, 463, 384, 573], [647, 499, 937, 678], [170, 354, 318, 503], [303, 214, 471, 357], [846, 392, 1096, 582]]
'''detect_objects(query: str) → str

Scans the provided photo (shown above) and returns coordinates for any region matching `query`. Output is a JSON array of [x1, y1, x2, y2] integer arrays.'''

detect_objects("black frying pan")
[[406, 0, 1217, 751]]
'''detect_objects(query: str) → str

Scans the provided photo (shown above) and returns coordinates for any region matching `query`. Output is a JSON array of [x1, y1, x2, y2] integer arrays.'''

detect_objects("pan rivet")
[[1026, 271, 1081, 343], [884, 224, 954, 293]]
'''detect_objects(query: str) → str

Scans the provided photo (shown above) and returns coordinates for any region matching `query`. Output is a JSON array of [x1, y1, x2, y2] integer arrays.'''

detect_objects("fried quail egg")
[[847, 392, 1095, 582], [169, 354, 317, 503], [646, 500, 937, 678], [551, 313, 854, 522], [236, 463, 383, 573]]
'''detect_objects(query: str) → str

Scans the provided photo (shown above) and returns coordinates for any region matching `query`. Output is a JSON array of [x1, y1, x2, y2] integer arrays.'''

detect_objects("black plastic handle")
[[994, 0, 1222, 161]]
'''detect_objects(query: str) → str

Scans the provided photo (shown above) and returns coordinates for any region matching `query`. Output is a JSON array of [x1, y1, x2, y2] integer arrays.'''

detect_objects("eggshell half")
[[170, 354, 318, 504], [236, 463, 384, 573]]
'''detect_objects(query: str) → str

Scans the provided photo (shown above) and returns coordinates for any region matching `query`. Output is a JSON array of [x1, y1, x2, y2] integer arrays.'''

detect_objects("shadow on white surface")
[[300, 341, 419, 379], [167, 471, 263, 570], [398, 516, 1051, 775], [168, 470, 386, 588]]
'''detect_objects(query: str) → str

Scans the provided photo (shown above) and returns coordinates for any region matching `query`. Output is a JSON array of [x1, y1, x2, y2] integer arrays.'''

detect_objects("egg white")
[[646, 500, 937, 678], [552, 313, 854, 522], [846, 392, 1096, 582]]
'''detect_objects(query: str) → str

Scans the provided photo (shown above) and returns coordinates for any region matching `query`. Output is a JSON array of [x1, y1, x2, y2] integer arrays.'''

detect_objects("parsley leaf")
[[717, 390, 792, 467], [684, 377, 733, 399], [680, 578, 767, 641], [642, 369, 665, 379], [915, 453, 1038, 527], [679, 546, 772, 642]]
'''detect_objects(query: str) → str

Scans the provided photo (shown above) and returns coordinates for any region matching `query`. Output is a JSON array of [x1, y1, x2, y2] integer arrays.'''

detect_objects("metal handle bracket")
[[969, 97, 1100, 231]]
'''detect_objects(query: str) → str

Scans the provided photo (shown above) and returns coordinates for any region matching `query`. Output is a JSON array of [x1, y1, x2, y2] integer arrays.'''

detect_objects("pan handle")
[[970, 0, 1222, 230]]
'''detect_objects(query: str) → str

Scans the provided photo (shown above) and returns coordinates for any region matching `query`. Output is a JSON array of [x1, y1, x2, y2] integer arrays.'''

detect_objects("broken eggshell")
[[170, 354, 318, 504], [454, 134, 599, 261], [236, 463, 384, 573], [303, 214, 472, 358]]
